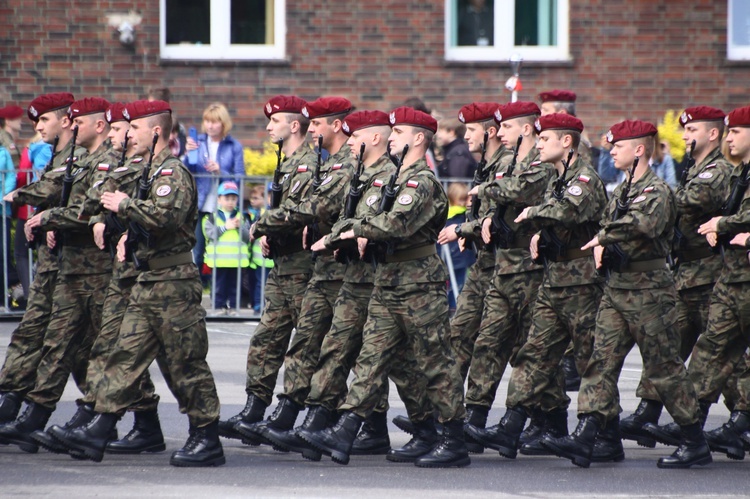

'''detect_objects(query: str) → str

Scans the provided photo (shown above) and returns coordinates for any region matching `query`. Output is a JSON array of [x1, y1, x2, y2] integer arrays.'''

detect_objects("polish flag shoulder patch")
[[297, 165, 308, 173], [97, 163, 110, 171], [406, 180, 419, 188], [705, 163, 716, 169], [577, 175, 590, 183], [160, 169, 173, 176], [643, 186, 655, 193], [331, 163, 343, 170], [530, 160, 542, 166], [495, 172, 505, 179], [373, 179, 384, 187], [131, 157, 143, 163]]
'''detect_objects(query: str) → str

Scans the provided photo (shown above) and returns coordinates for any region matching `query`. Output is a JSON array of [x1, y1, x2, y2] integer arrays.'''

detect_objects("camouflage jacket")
[[598, 167, 675, 290], [523, 157, 607, 288], [673, 146, 730, 290], [715, 161, 750, 284], [480, 147, 555, 275], [0, 129, 20, 168]]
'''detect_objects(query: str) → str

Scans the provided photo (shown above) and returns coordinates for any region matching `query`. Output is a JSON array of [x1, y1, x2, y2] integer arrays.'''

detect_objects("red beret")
[[105, 102, 128, 124], [388, 106, 438, 133], [27, 92, 75, 121], [679, 106, 725, 127], [342, 110, 390, 136], [538, 90, 577, 103], [534, 113, 584, 133], [724, 106, 750, 128], [606, 120, 657, 144], [264, 95, 307, 118], [123, 100, 171, 122], [0, 105, 24, 120], [494, 101, 540, 124], [302, 97, 353, 120], [458, 102, 500, 124], [68, 97, 111, 120]]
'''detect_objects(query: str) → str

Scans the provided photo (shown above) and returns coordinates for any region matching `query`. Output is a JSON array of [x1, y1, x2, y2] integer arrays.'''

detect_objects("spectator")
[[457, 0, 494, 46], [203, 181, 251, 314], [244, 184, 273, 313], [185, 102, 245, 286], [436, 118, 477, 180], [438, 182, 476, 312], [650, 133, 677, 188], [597, 132, 623, 192], [0, 143, 16, 303]]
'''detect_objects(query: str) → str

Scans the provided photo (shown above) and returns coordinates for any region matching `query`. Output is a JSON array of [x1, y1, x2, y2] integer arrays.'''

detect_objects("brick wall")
[[1, 0, 747, 148]]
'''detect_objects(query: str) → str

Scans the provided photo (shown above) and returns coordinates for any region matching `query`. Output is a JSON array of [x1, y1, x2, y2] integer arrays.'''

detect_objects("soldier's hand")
[[730, 233, 750, 247], [481, 217, 492, 244], [340, 229, 356, 241], [458, 237, 466, 252], [706, 232, 718, 247], [260, 235, 270, 257], [698, 216, 722, 235], [468, 185, 479, 197], [3, 190, 16, 203], [357, 237, 368, 258], [93, 222, 106, 250], [101, 191, 129, 213], [593, 245, 604, 269], [514, 207, 531, 224], [311, 236, 328, 252], [26, 212, 43, 230], [46, 231, 56, 249], [117, 233, 127, 262], [581, 235, 600, 251], [24, 221, 34, 242], [530, 233, 540, 260], [438, 225, 459, 244], [302, 225, 308, 249]]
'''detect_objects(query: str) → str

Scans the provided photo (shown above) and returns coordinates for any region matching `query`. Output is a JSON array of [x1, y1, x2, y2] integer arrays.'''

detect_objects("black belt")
[[553, 247, 592, 262], [384, 245, 437, 263], [62, 232, 95, 248], [675, 246, 715, 264], [614, 258, 667, 273], [145, 252, 194, 271]]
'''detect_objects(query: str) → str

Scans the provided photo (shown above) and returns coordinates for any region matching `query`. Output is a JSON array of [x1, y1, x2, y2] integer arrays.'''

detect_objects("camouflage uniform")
[[244, 145, 315, 405], [0, 140, 86, 397], [577, 167, 700, 426], [94, 149, 220, 426], [505, 158, 607, 413], [465, 148, 555, 409], [336, 158, 466, 423], [23, 142, 115, 410]]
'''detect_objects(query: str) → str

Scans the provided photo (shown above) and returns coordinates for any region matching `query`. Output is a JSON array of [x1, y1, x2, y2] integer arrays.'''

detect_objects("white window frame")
[[160, 0, 286, 61], [444, 0, 570, 62], [728, 0, 750, 60]]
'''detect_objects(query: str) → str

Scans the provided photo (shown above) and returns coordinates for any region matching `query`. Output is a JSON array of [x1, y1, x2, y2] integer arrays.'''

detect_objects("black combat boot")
[[520, 408, 568, 456], [657, 422, 712, 469], [591, 416, 625, 463], [465, 407, 527, 459], [392, 415, 415, 435], [542, 414, 600, 468], [386, 417, 439, 463], [170, 419, 225, 467], [463, 405, 489, 454], [298, 411, 363, 465], [414, 420, 471, 468], [703, 410, 750, 460], [0, 391, 22, 425], [519, 408, 545, 446], [562, 355, 581, 392], [0, 402, 52, 453], [218, 394, 267, 441], [235, 397, 302, 446], [619, 399, 662, 448], [31, 403, 96, 454], [53, 412, 119, 462], [646, 400, 710, 447], [265, 405, 332, 461], [106, 409, 166, 454], [352, 410, 390, 455]]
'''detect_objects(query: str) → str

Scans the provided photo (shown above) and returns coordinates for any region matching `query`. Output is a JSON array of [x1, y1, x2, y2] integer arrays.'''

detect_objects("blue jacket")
[[185, 133, 245, 211], [0, 147, 16, 217]]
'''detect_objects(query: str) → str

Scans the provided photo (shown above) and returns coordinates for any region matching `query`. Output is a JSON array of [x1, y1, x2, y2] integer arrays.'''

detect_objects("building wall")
[[1, 0, 747, 147]]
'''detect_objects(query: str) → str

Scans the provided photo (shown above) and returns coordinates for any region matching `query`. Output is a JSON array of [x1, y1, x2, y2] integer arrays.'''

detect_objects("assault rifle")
[[669, 139, 696, 269], [716, 161, 750, 252], [103, 135, 130, 258], [468, 131, 490, 221], [599, 156, 640, 274], [337, 142, 366, 264], [269, 138, 284, 209], [534, 148, 575, 264], [124, 133, 159, 270], [305, 135, 325, 257], [51, 125, 79, 257], [490, 135, 523, 249]]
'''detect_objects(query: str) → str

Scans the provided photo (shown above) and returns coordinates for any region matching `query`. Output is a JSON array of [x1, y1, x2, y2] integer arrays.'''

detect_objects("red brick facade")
[[1, 0, 747, 146]]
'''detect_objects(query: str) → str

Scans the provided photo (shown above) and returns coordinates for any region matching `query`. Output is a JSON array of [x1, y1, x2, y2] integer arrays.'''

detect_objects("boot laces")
[[184, 428, 207, 451]]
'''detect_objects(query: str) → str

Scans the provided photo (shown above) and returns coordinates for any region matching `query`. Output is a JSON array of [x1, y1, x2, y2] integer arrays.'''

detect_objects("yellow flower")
[[658, 110, 686, 163], [244, 141, 283, 177]]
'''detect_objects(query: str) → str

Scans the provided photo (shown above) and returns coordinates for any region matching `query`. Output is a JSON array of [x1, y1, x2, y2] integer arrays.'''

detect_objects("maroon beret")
[[538, 90, 577, 103], [458, 102, 500, 124], [606, 120, 657, 144], [679, 106, 725, 127], [105, 102, 128, 124], [0, 105, 24, 120], [302, 97, 353, 120], [27, 92, 75, 121], [388, 106, 438, 133], [534, 113, 584, 133], [68, 97, 111, 120], [123, 100, 171, 122], [724, 106, 750, 128], [494, 101, 541, 124], [264, 95, 307, 118], [342, 110, 390, 136]]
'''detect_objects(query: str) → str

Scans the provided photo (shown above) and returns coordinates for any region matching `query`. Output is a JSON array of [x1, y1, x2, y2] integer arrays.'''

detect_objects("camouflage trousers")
[[687, 280, 750, 409], [340, 282, 466, 423], [448, 263, 494, 382], [80, 275, 162, 412], [578, 284, 699, 426], [506, 282, 602, 412], [465, 270, 542, 408], [95, 277, 220, 426], [0, 270, 64, 397], [306, 281, 429, 422], [245, 267, 310, 405], [26, 272, 110, 410]]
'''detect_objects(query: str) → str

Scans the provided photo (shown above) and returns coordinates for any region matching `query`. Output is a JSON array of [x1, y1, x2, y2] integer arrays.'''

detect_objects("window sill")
[[158, 57, 291, 67], [443, 58, 574, 69]]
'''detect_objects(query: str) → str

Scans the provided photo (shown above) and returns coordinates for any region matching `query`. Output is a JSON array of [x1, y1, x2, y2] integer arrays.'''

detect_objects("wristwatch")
[[454, 223, 463, 237]]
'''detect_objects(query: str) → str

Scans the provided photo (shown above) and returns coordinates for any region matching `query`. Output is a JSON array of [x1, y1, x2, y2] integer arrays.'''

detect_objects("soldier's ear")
[[331, 119, 343, 133], [289, 119, 300, 134]]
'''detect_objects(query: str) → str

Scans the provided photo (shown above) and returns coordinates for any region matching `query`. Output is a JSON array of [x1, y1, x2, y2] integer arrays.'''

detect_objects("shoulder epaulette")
[[705, 163, 717, 169]]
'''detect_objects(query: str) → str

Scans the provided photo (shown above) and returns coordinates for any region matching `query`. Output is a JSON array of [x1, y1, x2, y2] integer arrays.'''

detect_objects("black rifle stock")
[[50, 126, 79, 257], [124, 133, 159, 270], [600, 156, 640, 274], [534, 148, 575, 264], [269, 138, 284, 209], [669, 139, 696, 269], [490, 135, 523, 249]]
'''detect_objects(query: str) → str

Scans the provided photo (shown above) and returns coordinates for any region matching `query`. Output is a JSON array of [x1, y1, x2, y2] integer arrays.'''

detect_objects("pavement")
[[0, 319, 747, 498]]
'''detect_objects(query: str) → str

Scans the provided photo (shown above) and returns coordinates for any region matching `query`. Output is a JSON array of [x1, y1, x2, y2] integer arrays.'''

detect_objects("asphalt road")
[[0, 319, 747, 498]]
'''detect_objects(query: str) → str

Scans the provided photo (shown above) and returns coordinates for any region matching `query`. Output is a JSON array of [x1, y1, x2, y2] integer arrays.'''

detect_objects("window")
[[445, 0, 569, 62], [160, 0, 285, 61], [728, 0, 750, 60]]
